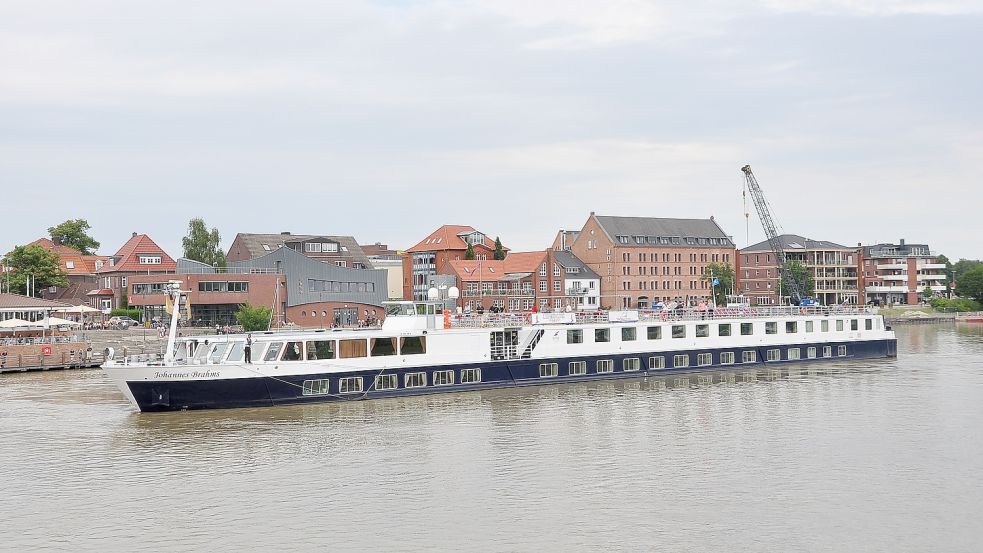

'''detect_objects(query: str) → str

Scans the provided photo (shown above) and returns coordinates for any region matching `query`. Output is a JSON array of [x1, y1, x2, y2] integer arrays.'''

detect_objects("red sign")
[[42, 346, 52, 356]]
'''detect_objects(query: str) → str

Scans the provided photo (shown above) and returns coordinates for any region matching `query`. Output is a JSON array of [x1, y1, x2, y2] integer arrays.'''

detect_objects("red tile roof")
[[97, 234, 176, 273], [406, 225, 507, 254], [26, 238, 109, 275], [443, 251, 546, 282], [86, 289, 114, 296]]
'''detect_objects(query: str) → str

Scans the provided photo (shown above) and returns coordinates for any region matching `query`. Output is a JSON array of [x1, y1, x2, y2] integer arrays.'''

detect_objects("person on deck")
[[244, 334, 252, 364]]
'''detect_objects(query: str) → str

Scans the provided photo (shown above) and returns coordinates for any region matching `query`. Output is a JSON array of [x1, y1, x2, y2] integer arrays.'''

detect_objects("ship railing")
[[0, 335, 85, 346], [446, 305, 877, 328]]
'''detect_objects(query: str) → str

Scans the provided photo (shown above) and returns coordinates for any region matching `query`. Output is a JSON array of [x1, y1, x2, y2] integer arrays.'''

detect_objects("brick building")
[[18, 238, 109, 305], [435, 249, 600, 313], [859, 239, 946, 305], [129, 247, 388, 327], [402, 225, 507, 301], [568, 213, 736, 309], [88, 233, 176, 312], [738, 235, 859, 306]]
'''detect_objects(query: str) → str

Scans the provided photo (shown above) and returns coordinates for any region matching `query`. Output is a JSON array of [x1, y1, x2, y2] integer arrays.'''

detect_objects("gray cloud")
[[1, 1, 980, 259]]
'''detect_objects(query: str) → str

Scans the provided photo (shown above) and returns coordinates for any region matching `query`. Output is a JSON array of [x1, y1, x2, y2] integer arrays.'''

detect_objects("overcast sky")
[[2, 1, 981, 260]]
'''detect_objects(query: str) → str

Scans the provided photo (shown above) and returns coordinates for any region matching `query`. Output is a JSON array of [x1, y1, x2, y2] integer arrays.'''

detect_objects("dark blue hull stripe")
[[128, 338, 898, 412]]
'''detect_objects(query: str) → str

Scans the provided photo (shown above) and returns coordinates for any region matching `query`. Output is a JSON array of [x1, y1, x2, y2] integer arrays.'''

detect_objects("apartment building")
[[402, 225, 506, 301], [859, 239, 946, 305], [568, 213, 736, 309], [738, 235, 859, 306]]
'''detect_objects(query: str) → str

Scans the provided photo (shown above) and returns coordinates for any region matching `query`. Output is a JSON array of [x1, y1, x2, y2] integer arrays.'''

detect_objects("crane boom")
[[741, 164, 804, 304]]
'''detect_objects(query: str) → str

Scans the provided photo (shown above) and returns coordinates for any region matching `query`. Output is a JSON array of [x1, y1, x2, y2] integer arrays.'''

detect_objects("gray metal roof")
[[594, 215, 732, 247], [553, 250, 600, 280], [228, 246, 387, 308], [231, 233, 372, 268], [741, 234, 851, 253], [863, 241, 932, 258]]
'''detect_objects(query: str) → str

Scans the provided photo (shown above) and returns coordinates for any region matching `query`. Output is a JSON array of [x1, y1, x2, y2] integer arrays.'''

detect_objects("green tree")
[[464, 242, 475, 260], [955, 266, 983, 304], [493, 236, 505, 260], [48, 219, 100, 255], [182, 218, 226, 268], [921, 285, 933, 301], [1, 244, 69, 296], [700, 262, 735, 306], [952, 259, 982, 282], [781, 260, 815, 301], [235, 303, 272, 331]]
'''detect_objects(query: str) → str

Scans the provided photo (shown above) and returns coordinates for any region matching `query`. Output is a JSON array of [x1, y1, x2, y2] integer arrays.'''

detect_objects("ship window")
[[718, 324, 731, 337], [227, 341, 245, 362], [338, 377, 363, 394], [807, 347, 817, 359], [742, 351, 757, 363], [720, 352, 735, 365], [623, 358, 640, 371], [596, 359, 613, 373], [865, 319, 873, 330], [461, 368, 482, 383], [696, 324, 709, 338], [647, 326, 662, 340], [673, 354, 689, 368], [538, 363, 558, 377], [838, 345, 847, 357], [786, 321, 797, 333], [306, 340, 336, 360], [788, 348, 800, 360], [649, 356, 665, 369], [339, 339, 368, 359], [282, 342, 303, 361], [851, 319, 858, 331], [370, 337, 396, 357], [433, 370, 455, 386], [568, 361, 586, 376], [823, 346, 832, 357], [822, 320, 830, 332], [672, 325, 686, 338], [400, 336, 426, 355], [302, 379, 330, 395], [405, 372, 427, 388], [263, 342, 284, 362], [767, 349, 780, 361], [208, 343, 229, 363], [836, 320, 844, 331], [374, 374, 398, 390], [595, 328, 610, 342], [741, 323, 753, 336], [805, 321, 814, 333], [621, 327, 636, 341], [697, 353, 712, 366], [567, 329, 583, 344], [766, 322, 777, 334]]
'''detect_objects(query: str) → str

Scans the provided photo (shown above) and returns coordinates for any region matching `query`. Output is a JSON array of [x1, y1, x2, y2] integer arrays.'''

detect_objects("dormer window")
[[66, 261, 75, 269], [138, 255, 162, 264], [467, 232, 484, 246]]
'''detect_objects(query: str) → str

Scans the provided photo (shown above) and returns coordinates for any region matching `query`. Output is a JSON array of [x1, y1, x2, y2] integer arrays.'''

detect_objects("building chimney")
[[132, 232, 138, 238], [281, 231, 291, 235], [899, 238, 905, 246]]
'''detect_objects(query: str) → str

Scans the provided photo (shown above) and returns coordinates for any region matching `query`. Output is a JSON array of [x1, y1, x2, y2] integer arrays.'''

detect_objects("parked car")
[[108, 316, 141, 329]]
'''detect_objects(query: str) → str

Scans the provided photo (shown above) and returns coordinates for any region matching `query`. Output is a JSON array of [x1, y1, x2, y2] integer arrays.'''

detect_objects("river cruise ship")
[[103, 296, 898, 412]]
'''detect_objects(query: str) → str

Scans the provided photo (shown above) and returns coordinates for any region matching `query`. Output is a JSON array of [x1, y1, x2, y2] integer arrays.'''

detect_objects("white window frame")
[[374, 374, 398, 390], [767, 349, 780, 362], [649, 356, 665, 369], [720, 352, 735, 365], [338, 377, 363, 394], [622, 358, 640, 371], [807, 347, 817, 359], [838, 345, 847, 357], [302, 379, 330, 395], [673, 354, 689, 368], [742, 351, 757, 363], [823, 346, 833, 358], [788, 348, 801, 360], [433, 370, 455, 386], [596, 359, 613, 373], [568, 361, 586, 376], [697, 353, 712, 366], [538, 363, 558, 378], [405, 372, 427, 388], [461, 368, 481, 384]]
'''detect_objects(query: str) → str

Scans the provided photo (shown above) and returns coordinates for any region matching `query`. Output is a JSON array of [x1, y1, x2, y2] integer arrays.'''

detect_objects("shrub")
[[110, 308, 143, 320]]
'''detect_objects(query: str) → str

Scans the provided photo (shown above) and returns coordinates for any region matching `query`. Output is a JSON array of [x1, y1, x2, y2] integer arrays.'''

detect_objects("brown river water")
[[2, 324, 982, 552]]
